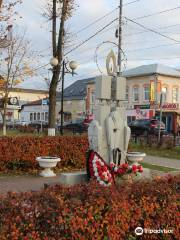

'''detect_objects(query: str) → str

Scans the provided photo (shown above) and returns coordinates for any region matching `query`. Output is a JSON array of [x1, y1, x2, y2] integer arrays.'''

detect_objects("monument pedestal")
[[59, 171, 88, 185]]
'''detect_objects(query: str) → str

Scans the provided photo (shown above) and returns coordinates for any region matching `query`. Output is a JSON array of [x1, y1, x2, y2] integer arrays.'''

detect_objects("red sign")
[[150, 103, 179, 110], [162, 103, 179, 110]]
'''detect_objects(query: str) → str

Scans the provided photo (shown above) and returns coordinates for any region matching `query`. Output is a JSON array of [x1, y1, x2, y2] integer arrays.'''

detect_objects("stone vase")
[[36, 156, 61, 177], [127, 152, 146, 165]]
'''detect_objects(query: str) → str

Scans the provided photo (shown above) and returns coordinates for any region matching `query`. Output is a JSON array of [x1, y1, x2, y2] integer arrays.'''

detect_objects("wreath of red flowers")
[[87, 151, 143, 187], [88, 151, 114, 186]]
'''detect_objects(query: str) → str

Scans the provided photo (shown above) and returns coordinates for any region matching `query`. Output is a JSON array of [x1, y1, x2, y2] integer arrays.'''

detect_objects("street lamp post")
[[48, 57, 59, 136], [158, 89, 166, 144], [60, 60, 78, 135]]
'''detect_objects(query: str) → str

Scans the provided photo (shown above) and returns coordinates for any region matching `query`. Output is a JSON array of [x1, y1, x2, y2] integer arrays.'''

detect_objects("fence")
[[130, 133, 180, 147]]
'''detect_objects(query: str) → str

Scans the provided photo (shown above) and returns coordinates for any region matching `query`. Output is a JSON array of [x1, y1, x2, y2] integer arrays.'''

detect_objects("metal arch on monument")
[[94, 41, 127, 76], [106, 49, 117, 76]]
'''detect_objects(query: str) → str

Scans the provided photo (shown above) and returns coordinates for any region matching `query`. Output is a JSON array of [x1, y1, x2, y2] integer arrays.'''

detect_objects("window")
[[37, 112, 40, 121], [45, 112, 48, 121], [126, 86, 129, 101], [41, 112, 44, 121], [162, 87, 167, 102], [172, 87, 178, 103], [79, 100, 84, 106], [143, 86, 150, 101], [30, 113, 33, 121], [133, 86, 139, 102], [33, 112, 36, 121]]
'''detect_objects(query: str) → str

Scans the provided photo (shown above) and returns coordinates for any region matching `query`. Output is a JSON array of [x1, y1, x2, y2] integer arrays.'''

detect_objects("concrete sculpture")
[[88, 75, 131, 165]]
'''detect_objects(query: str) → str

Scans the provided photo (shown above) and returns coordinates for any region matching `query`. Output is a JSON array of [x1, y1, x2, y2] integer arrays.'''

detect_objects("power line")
[[123, 23, 180, 38], [125, 17, 180, 43], [65, 18, 118, 56], [75, 7, 118, 35], [74, 0, 140, 35], [129, 56, 180, 61], [126, 43, 180, 52], [124, 0, 140, 6], [132, 6, 180, 21]]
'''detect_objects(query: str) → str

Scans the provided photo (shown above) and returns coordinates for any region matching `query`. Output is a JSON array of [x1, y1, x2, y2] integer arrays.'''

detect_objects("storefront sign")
[[150, 81, 155, 101], [7, 105, 21, 110], [150, 103, 179, 110], [134, 104, 150, 109], [162, 103, 179, 110]]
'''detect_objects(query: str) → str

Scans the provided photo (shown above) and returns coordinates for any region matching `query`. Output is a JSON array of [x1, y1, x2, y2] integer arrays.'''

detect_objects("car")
[[62, 118, 88, 133], [128, 119, 166, 136], [20, 121, 30, 126], [29, 121, 48, 130]]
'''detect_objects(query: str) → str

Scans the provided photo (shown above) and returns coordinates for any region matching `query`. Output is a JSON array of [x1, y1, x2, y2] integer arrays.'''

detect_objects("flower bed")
[[0, 136, 88, 173], [0, 175, 179, 239]]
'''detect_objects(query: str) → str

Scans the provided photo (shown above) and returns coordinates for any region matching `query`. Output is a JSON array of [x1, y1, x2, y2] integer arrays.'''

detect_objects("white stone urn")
[[36, 156, 61, 177], [127, 152, 146, 165]]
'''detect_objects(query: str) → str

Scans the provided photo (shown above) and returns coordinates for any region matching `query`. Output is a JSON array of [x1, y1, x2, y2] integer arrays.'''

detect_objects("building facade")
[[123, 64, 180, 132], [0, 88, 48, 122], [19, 64, 180, 133], [60, 64, 180, 133]]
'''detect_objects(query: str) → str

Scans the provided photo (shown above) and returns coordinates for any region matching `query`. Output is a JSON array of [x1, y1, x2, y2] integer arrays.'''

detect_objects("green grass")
[[141, 162, 178, 172], [0, 129, 86, 137], [130, 142, 180, 160], [0, 129, 46, 137]]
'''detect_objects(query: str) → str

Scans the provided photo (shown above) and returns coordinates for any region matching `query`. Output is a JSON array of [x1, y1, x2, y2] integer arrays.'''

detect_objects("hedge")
[[0, 175, 179, 239], [0, 136, 88, 172]]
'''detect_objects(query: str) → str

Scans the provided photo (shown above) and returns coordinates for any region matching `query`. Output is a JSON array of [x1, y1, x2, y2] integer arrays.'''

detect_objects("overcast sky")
[[14, 0, 180, 90]]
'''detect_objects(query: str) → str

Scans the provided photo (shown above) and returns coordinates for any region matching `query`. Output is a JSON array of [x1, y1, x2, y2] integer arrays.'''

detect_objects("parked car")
[[29, 121, 48, 131], [128, 119, 166, 136], [20, 121, 30, 126], [61, 118, 88, 133]]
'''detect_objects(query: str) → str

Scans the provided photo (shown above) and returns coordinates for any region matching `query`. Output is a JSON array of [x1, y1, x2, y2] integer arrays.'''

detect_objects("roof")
[[20, 98, 48, 111], [56, 64, 180, 101], [0, 87, 49, 94], [122, 64, 180, 78], [57, 77, 95, 101]]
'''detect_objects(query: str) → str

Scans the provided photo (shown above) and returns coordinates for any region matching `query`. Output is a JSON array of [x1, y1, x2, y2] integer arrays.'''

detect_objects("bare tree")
[[47, 0, 74, 135], [0, 30, 34, 135], [0, 0, 3, 9]]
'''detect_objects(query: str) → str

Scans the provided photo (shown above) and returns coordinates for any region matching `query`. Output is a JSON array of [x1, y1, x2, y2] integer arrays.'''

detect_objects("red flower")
[[110, 163, 115, 169], [103, 166, 108, 172], [138, 165, 143, 173], [117, 168, 125, 174], [122, 163, 129, 169], [132, 165, 137, 173]]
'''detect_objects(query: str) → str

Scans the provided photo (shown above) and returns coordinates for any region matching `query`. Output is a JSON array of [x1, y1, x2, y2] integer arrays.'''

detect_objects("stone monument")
[[88, 50, 131, 166]]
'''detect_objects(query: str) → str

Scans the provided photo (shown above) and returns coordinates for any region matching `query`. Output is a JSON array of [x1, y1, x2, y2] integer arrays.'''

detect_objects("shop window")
[[133, 86, 139, 102], [172, 87, 178, 103], [143, 86, 150, 101]]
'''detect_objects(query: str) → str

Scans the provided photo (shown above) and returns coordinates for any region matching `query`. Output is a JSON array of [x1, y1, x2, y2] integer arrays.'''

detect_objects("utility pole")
[[117, 0, 123, 76]]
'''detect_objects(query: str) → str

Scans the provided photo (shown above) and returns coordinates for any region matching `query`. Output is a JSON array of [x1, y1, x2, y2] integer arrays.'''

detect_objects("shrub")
[[0, 136, 88, 173], [0, 175, 179, 239]]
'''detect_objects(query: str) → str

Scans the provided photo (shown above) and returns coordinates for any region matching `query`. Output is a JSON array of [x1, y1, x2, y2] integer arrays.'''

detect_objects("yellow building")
[[0, 87, 48, 121]]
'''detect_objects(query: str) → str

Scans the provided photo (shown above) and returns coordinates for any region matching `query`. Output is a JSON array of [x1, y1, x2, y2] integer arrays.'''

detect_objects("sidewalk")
[[0, 175, 61, 195], [0, 156, 179, 195], [143, 155, 180, 169]]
